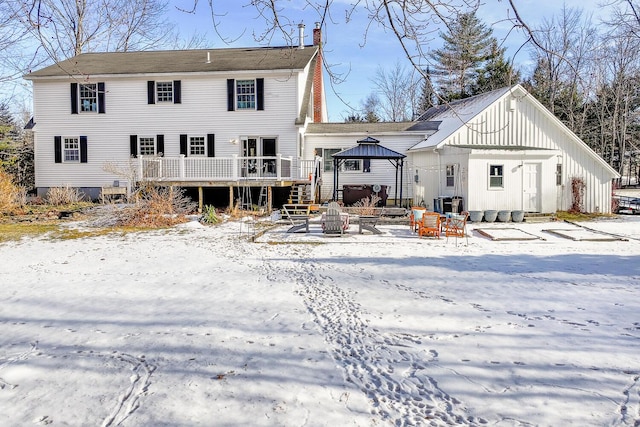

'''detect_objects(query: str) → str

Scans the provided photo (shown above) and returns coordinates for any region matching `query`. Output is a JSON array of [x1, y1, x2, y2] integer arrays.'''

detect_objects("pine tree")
[[473, 40, 520, 94], [417, 68, 437, 115], [430, 11, 495, 101]]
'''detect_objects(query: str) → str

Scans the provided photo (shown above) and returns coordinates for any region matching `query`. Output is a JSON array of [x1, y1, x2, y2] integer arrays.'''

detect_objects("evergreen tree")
[[417, 68, 437, 115], [473, 40, 521, 94], [430, 11, 495, 101]]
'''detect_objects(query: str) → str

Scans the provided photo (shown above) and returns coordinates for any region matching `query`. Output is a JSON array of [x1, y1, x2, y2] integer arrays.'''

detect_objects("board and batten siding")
[[304, 134, 419, 202], [413, 86, 618, 213], [32, 71, 304, 190]]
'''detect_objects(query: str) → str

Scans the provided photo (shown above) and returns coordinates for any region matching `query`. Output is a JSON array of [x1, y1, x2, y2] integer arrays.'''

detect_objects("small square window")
[[489, 164, 503, 188], [64, 137, 80, 162], [190, 136, 205, 156], [156, 82, 173, 102], [139, 137, 156, 156]]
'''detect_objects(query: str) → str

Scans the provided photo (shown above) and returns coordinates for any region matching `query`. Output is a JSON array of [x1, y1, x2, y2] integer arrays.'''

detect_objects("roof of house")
[[410, 87, 512, 151], [25, 45, 319, 78], [305, 122, 428, 134]]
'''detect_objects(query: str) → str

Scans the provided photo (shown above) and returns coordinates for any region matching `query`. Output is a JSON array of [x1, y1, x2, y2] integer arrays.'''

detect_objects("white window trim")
[[189, 136, 206, 157], [138, 136, 157, 156], [79, 83, 98, 113], [63, 137, 80, 163], [488, 164, 504, 189], [236, 79, 256, 110], [445, 164, 455, 187], [156, 81, 173, 103]]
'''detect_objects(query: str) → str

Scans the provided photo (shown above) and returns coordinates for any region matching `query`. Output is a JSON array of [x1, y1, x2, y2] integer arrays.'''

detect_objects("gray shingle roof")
[[25, 46, 319, 78], [305, 122, 422, 134]]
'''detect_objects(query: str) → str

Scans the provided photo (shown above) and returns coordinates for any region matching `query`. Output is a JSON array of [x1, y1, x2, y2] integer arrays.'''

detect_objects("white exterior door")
[[523, 163, 541, 212]]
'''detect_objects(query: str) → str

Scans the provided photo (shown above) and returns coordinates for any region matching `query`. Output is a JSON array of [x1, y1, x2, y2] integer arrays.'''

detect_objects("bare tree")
[[5, 0, 182, 61], [371, 61, 420, 122]]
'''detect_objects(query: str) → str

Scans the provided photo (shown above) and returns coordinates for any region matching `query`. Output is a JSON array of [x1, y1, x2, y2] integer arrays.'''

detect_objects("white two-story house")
[[24, 25, 327, 209]]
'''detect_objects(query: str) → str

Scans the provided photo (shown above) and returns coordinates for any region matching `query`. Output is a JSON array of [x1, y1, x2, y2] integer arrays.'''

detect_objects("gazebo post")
[[399, 158, 404, 208], [333, 157, 339, 201]]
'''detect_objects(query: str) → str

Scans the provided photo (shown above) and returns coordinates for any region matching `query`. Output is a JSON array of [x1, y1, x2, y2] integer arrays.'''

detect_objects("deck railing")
[[138, 155, 318, 183]]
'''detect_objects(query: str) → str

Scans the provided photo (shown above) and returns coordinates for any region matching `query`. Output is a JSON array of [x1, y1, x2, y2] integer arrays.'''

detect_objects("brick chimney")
[[312, 22, 324, 123]]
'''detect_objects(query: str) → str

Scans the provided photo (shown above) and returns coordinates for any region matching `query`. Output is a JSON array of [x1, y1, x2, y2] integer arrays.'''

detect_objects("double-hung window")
[[139, 137, 156, 156], [190, 136, 206, 156], [54, 135, 87, 163], [79, 84, 97, 112], [446, 165, 455, 187], [236, 80, 256, 109], [71, 82, 105, 114], [156, 82, 173, 103], [64, 137, 80, 162], [489, 164, 504, 188]]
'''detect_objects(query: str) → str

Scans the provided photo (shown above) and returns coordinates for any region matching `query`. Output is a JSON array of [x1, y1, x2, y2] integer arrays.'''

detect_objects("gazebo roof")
[[332, 137, 406, 159]]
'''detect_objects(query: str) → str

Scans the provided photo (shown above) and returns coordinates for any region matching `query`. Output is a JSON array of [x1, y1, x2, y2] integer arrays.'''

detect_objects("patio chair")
[[323, 202, 346, 235], [417, 211, 441, 238], [409, 206, 427, 232], [444, 211, 469, 246]]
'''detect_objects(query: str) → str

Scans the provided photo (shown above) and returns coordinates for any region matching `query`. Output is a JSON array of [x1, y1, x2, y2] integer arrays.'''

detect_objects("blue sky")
[[173, 0, 601, 121]]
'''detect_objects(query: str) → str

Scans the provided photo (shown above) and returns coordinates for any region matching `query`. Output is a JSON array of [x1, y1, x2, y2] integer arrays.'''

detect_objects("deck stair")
[[288, 183, 312, 204]]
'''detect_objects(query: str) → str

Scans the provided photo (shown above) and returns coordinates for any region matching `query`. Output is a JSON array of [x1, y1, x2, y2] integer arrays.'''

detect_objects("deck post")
[[179, 154, 185, 179], [229, 186, 234, 209], [268, 186, 273, 212], [276, 154, 282, 180], [138, 156, 143, 180], [198, 186, 203, 213], [232, 155, 238, 181]]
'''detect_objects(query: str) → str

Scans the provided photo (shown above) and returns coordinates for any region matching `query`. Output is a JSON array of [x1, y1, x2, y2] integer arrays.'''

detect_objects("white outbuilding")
[[408, 84, 620, 215]]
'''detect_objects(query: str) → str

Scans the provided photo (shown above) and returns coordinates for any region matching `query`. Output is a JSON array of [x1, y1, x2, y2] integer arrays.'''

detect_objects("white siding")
[[32, 70, 305, 190], [304, 134, 419, 203], [410, 86, 618, 213]]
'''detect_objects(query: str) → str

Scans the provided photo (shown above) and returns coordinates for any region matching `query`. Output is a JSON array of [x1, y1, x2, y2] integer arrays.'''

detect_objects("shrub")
[[116, 184, 197, 227], [201, 205, 220, 224], [352, 194, 381, 216], [569, 177, 585, 213], [46, 185, 81, 206], [0, 167, 21, 214]]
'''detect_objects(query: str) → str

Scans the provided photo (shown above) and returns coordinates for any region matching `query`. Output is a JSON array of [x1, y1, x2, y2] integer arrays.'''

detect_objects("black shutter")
[[156, 134, 164, 156], [207, 134, 215, 157], [71, 83, 78, 114], [130, 135, 138, 158], [173, 80, 181, 104], [179, 134, 188, 156], [227, 79, 235, 111], [97, 82, 105, 113], [80, 136, 88, 163], [54, 136, 62, 163], [256, 78, 264, 111], [147, 81, 155, 104]]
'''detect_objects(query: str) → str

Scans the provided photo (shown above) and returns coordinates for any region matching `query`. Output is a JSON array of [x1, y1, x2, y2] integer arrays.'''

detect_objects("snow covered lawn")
[[1, 216, 639, 426]]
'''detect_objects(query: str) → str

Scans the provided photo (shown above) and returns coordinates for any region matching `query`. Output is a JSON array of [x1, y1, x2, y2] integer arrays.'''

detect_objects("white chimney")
[[298, 23, 305, 49]]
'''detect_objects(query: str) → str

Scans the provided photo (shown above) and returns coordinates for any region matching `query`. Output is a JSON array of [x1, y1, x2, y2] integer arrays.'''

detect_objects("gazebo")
[[332, 136, 406, 205]]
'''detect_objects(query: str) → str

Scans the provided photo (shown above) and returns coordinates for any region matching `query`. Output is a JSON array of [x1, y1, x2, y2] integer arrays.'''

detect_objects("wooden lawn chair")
[[323, 202, 345, 235], [444, 211, 469, 246], [409, 206, 427, 232], [417, 211, 441, 238]]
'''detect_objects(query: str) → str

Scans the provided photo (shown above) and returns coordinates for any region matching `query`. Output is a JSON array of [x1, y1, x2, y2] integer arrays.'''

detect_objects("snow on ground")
[[1, 215, 639, 426]]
